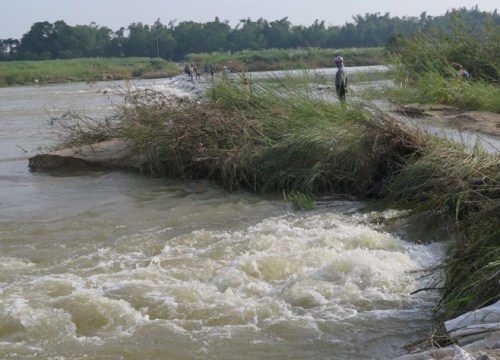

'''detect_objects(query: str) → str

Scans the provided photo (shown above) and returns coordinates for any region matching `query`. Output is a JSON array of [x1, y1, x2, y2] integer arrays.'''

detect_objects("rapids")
[[0, 73, 445, 359]]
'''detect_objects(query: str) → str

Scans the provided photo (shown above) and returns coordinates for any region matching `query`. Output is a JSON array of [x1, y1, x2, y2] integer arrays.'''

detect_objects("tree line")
[[0, 6, 498, 62]]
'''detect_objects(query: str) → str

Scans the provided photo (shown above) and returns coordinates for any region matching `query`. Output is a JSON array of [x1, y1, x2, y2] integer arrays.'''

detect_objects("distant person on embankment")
[[222, 66, 230, 81], [210, 64, 216, 80], [452, 63, 471, 79], [334, 56, 348, 102]]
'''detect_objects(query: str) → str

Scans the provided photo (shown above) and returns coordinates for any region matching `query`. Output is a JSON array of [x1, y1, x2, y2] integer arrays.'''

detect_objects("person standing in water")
[[334, 56, 348, 102]]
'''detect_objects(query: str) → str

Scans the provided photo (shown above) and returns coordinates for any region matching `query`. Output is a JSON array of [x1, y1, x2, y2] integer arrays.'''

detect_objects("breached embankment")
[[29, 75, 204, 172], [28, 145, 500, 359], [30, 72, 498, 358], [396, 103, 500, 138], [28, 139, 148, 172]]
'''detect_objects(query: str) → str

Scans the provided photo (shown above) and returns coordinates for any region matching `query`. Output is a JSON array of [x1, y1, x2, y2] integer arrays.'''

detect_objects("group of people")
[[183, 63, 217, 82], [182, 63, 234, 84], [182, 57, 350, 102], [182, 56, 472, 104]]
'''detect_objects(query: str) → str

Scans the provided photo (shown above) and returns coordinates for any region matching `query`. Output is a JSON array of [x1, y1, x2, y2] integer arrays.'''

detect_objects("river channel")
[[0, 71, 447, 359]]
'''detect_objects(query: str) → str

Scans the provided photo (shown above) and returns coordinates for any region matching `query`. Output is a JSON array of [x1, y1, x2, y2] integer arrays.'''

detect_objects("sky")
[[1, 0, 498, 39]]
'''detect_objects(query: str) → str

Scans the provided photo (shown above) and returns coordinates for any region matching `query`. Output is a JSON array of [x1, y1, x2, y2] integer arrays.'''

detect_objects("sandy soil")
[[397, 104, 500, 137]]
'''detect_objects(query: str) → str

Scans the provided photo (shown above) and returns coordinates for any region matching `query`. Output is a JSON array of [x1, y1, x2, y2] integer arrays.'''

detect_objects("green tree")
[[172, 21, 203, 60], [5, 7, 499, 63], [48, 20, 73, 57], [106, 27, 126, 57], [229, 18, 268, 51], [200, 17, 231, 53], [124, 22, 155, 57], [153, 19, 177, 60], [299, 20, 328, 47], [324, 25, 342, 48], [0, 38, 20, 60], [18, 21, 55, 59], [264, 17, 291, 48]]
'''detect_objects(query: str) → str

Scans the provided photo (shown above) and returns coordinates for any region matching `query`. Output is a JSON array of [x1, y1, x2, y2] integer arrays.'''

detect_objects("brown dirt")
[[396, 104, 500, 137]]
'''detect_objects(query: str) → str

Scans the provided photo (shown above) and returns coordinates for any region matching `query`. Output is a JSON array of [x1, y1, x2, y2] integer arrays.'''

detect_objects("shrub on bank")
[[384, 138, 500, 322], [387, 13, 500, 112], [387, 70, 500, 113]]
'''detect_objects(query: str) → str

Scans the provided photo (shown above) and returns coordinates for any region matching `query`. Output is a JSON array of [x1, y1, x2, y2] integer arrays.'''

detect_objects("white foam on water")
[[0, 210, 444, 358], [0, 257, 35, 271], [81, 211, 441, 339]]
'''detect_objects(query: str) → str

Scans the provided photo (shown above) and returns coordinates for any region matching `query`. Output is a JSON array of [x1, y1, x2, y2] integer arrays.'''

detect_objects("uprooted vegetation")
[[50, 75, 499, 335]]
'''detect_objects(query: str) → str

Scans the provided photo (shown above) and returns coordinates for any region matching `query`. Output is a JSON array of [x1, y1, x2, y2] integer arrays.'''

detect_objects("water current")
[[0, 71, 447, 359]]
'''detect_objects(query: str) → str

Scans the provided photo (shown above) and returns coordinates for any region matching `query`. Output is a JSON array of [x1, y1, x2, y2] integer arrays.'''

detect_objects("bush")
[[386, 13, 500, 112], [394, 13, 500, 83]]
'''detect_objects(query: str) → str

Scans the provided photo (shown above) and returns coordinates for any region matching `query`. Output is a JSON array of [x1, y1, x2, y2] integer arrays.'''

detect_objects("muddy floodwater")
[[0, 73, 446, 359]]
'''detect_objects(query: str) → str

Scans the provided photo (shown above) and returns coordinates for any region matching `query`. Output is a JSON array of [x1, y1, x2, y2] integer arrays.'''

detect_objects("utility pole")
[[155, 18, 160, 58]]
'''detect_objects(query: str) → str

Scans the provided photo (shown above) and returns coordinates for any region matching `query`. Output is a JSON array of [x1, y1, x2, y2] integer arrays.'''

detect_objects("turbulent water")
[[0, 74, 445, 359]]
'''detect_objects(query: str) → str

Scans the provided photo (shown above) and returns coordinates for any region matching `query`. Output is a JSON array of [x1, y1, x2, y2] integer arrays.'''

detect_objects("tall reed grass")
[[388, 13, 500, 112], [383, 138, 499, 321], [386, 68, 500, 113]]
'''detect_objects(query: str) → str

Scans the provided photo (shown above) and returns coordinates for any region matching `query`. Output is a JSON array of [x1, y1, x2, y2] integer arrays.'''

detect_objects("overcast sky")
[[1, 0, 498, 39]]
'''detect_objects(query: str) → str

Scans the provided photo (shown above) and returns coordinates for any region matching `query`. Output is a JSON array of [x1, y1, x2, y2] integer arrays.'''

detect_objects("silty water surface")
[[0, 75, 444, 359]]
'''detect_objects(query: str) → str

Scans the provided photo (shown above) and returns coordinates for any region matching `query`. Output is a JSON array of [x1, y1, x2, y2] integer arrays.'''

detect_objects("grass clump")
[[387, 69, 500, 113], [111, 74, 425, 198], [284, 191, 316, 211], [383, 138, 500, 321], [387, 12, 500, 112], [49, 111, 121, 150]]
